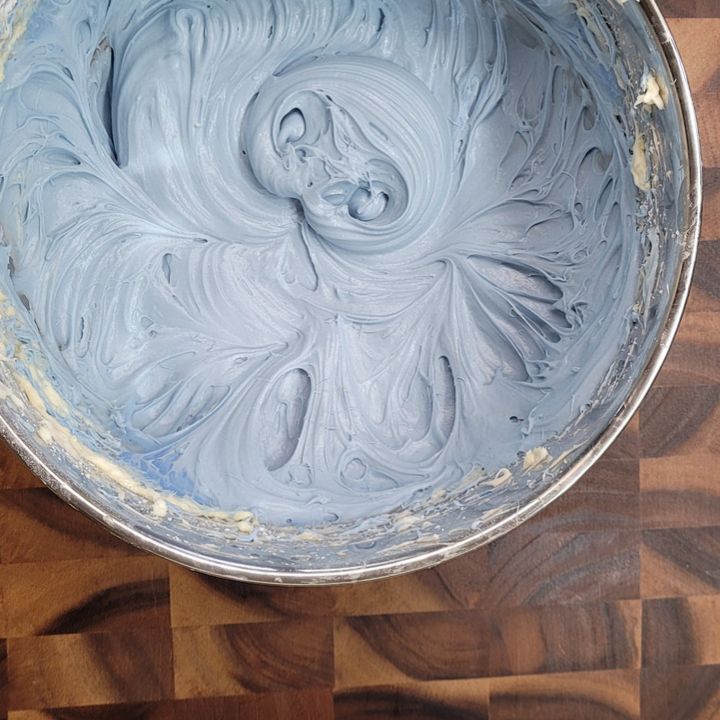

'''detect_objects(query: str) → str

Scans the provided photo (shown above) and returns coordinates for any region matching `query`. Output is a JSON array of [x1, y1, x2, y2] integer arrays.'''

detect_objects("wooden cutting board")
[[1, 1, 719, 717]]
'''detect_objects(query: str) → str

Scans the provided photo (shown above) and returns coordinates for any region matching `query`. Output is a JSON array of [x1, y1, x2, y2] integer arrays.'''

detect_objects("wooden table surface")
[[1, 1, 719, 718]]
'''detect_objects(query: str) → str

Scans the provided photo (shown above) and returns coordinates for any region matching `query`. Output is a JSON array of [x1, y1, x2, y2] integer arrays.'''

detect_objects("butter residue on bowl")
[[0, 0, 34, 82], [635, 71, 669, 111], [0, 0, 681, 542]]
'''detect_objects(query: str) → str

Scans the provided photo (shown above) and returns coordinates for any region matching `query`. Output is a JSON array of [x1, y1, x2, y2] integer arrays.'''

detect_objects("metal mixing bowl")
[[0, 0, 701, 584]]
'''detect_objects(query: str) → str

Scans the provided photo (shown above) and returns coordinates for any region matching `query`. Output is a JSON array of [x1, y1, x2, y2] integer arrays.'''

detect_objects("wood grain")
[[169, 692, 336, 720], [507, 459, 640, 535], [485, 530, 641, 608], [642, 527, 720, 597], [490, 670, 641, 720], [1, 639, 7, 720], [700, 169, 720, 241], [489, 601, 641, 676], [643, 596, 720, 667], [8, 704, 178, 720], [687, 242, 720, 313], [640, 386, 720, 458], [0, 441, 41, 492], [600, 414, 640, 461], [641, 455, 720, 529], [169, 551, 486, 627], [172, 620, 334, 698], [666, 19, 720, 172], [334, 680, 489, 720], [1, 558, 169, 638], [7, 629, 174, 710], [0, 489, 142, 565], [169, 568, 336, 627], [0, 1, 716, 717], [641, 666, 720, 720], [334, 611, 489, 689], [6, 692, 335, 720], [658, 313, 720, 387]]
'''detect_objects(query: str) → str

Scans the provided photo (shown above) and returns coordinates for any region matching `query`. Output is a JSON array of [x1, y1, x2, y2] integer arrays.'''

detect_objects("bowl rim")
[[0, 0, 703, 585]]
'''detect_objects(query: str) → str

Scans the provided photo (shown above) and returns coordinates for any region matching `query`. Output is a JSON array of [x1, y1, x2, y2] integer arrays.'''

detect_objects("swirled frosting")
[[0, 0, 645, 525]]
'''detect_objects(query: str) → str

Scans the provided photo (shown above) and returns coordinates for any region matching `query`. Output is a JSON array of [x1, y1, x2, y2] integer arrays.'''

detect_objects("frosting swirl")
[[0, 0, 643, 525]]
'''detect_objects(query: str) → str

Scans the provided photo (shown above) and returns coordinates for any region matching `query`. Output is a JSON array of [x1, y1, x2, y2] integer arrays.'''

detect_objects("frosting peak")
[[0, 0, 651, 528], [245, 56, 452, 255]]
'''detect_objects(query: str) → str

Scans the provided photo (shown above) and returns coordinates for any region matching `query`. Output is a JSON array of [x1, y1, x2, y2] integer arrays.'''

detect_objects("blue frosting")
[[0, 0, 645, 524]]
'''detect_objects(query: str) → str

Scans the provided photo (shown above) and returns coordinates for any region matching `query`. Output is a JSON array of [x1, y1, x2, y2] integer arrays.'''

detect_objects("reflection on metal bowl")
[[0, 0, 701, 584]]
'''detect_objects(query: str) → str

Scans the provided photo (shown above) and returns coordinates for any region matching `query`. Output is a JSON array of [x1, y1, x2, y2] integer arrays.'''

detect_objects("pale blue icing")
[[0, 0, 645, 525]]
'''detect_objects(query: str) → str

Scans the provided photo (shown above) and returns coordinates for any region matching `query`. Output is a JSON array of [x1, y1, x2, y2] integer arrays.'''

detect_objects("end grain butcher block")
[[1, 0, 720, 717]]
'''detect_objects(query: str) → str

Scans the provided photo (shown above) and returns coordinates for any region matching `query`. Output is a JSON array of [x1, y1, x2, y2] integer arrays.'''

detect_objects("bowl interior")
[[0, 0, 700, 583]]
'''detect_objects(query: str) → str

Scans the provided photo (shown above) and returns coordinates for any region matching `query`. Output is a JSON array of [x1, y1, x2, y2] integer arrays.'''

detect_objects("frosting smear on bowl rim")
[[0, 0, 678, 535]]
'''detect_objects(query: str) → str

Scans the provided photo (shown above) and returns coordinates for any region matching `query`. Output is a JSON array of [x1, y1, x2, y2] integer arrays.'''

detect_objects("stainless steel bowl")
[[0, 0, 701, 584]]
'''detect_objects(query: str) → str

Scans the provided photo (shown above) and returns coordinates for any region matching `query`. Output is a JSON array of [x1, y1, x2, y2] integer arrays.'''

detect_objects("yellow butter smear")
[[0, 290, 259, 534], [631, 134, 650, 192], [0, 0, 36, 83], [635, 72, 668, 111]]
